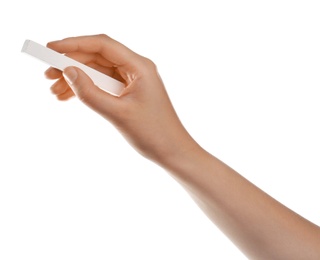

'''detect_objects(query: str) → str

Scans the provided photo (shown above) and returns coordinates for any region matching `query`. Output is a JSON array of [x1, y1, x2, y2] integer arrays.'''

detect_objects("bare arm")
[[162, 145, 320, 259], [45, 34, 320, 259]]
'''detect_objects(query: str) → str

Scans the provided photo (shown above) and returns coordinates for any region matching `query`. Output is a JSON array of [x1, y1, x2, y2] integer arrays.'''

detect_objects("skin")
[[45, 34, 320, 260]]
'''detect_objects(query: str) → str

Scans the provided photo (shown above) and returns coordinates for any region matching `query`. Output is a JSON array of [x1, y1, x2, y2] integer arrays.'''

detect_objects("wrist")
[[154, 129, 208, 175]]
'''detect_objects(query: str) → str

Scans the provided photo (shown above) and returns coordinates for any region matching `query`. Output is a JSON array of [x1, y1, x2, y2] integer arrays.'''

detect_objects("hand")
[[45, 34, 197, 164], [44, 35, 320, 260]]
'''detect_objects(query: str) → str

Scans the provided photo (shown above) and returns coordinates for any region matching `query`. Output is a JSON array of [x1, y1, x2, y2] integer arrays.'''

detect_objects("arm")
[[45, 34, 320, 259]]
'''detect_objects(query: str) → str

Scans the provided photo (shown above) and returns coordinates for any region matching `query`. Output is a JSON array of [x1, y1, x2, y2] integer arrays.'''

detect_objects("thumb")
[[63, 66, 118, 114]]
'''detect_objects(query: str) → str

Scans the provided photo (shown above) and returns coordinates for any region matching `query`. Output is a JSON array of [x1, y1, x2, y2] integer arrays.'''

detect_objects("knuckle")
[[139, 57, 158, 74], [96, 33, 108, 40]]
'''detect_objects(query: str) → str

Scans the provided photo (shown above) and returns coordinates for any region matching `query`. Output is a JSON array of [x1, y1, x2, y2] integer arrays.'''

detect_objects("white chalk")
[[21, 40, 125, 96]]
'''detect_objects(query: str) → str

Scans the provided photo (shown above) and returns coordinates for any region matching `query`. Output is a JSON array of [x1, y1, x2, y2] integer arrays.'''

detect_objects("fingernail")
[[63, 67, 78, 85]]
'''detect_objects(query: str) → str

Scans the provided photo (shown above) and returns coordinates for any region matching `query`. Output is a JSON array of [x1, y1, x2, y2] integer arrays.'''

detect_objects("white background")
[[1, 1, 319, 259]]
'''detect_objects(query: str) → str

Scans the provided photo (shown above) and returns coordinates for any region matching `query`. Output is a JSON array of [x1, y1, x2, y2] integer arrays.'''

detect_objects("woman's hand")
[[45, 34, 320, 260], [45, 34, 197, 164]]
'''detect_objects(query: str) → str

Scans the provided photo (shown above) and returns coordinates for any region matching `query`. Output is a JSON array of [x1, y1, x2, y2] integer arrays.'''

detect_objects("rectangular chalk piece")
[[21, 39, 125, 96]]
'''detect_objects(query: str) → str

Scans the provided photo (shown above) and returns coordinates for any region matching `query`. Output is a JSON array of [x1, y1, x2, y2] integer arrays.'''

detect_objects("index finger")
[[47, 34, 139, 67]]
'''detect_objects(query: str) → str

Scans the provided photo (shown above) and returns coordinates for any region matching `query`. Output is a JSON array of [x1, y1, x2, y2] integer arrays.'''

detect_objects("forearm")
[[159, 140, 320, 259], [46, 34, 320, 260]]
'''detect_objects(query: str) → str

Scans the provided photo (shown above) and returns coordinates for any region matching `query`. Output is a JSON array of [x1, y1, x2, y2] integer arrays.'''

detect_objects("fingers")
[[50, 77, 75, 100], [45, 67, 62, 79], [44, 42, 125, 101], [44, 52, 115, 78], [65, 51, 115, 68], [64, 52, 120, 80], [47, 34, 139, 67], [44, 38, 128, 98], [44, 68, 74, 100], [55, 88, 75, 101], [62, 66, 119, 116]]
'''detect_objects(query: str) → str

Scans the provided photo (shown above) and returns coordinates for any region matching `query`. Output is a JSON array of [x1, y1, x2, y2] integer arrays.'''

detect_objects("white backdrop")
[[1, 1, 319, 259]]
